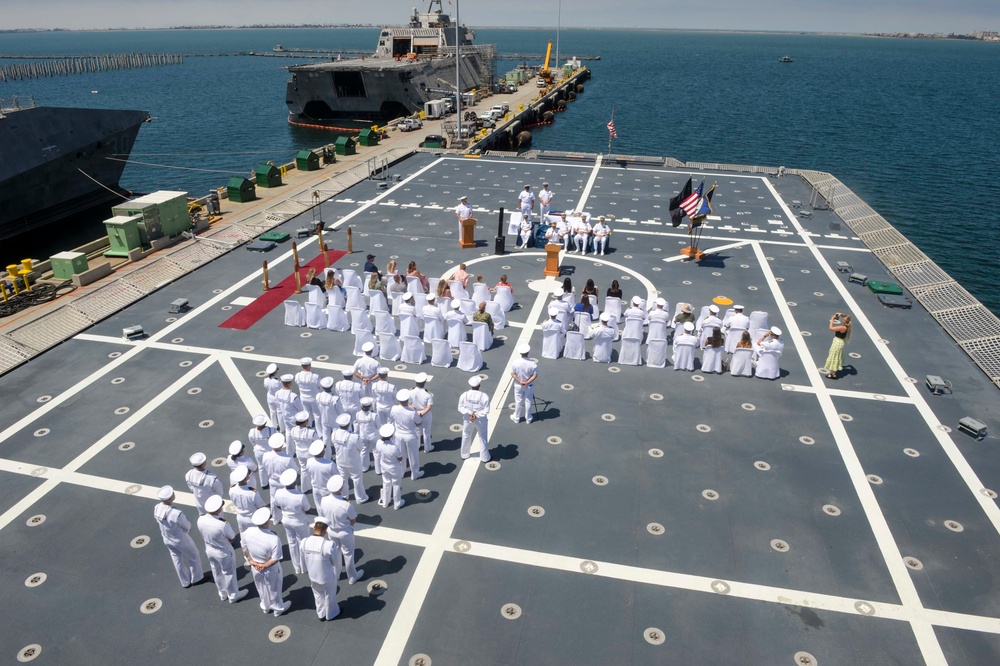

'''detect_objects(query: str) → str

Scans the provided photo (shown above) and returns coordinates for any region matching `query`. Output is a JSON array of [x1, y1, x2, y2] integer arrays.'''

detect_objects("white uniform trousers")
[[461, 418, 491, 461], [376, 405, 392, 429], [340, 464, 369, 503], [418, 413, 434, 452], [380, 466, 403, 509], [594, 236, 608, 254], [251, 564, 283, 612], [283, 522, 310, 574], [301, 398, 320, 427], [312, 577, 340, 620], [574, 234, 587, 253], [519, 226, 532, 248], [267, 396, 280, 432], [206, 547, 239, 600], [296, 458, 313, 494], [520, 204, 532, 223], [331, 531, 360, 580], [398, 433, 420, 477], [512, 382, 534, 423], [165, 536, 203, 587]]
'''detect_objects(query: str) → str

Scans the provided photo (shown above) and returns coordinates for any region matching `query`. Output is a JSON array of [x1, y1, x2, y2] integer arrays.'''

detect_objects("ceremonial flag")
[[669, 178, 692, 227], [679, 180, 704, 219], [607, 119, 617, 139], [689, 182, 717, 231]]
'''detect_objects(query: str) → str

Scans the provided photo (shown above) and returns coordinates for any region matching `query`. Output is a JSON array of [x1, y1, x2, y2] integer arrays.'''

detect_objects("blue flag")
[[689, 183, 716, 230]]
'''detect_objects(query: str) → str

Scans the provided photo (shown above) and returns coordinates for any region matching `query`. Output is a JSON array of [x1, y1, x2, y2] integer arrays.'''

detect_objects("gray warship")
[[0, 99, 148, 242]]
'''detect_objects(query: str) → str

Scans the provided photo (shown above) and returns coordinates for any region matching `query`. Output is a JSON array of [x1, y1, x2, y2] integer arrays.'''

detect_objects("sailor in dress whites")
[[288, 410, 318, 493], [455, 195, 473, 236], [335, 369, 362, 425], [244, 507, 290, 616], [247, 414, 274, 491], [226, 440, 258, 489], [261, 433, 295, 518], [510, 344, 538, 424], [516, 185, 535, 224], [371, 367, 397, 428], [331, 413, 369, 504], [353, 342, 380, 398], [592, 216, 611, 255], [538, 182, 554, 218], [185, 452, 224, 515], [306, 439, 337, 504], [228, 465, 265, 536], [263, 363, 281, 430], [302, 518, 341, 621], [315, 376, 342, 446], [196, 494, 248, 603], [592, 312, 617, 361], [422, 294, 445, 336], [458, 376, 492, 461], [354, 397, 380, 472], [320, 476, 365, 583], [375, 425, 406, 509], [554, 213, 571, 251], [698, 304, 723, 338], [153, 485, 204, 588], [275, 374, 304, 433], [273, 468, 312, 575], [295, 357, 321, 426], [389, 388, 423, 479], [723, 304, 751, 352], [518, 213, 534, 249], [572, 214, 591, 254], [647, 297, 671, 331], [410, 373, 434, 453]]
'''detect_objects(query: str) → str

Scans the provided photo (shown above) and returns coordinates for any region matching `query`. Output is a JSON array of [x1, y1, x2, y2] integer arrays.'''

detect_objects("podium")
[[543, 243, 561, 277], [460, 217, 477, 249]]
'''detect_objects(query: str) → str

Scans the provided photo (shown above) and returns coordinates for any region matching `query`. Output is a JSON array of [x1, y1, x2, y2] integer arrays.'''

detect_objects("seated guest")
[[606, 279, 623, 300], [581, 279, 599, 301], [407, 261, 429, 292], [385, 259, 398, 278], [495, 274, 514, 295], [436, 279, 451, 299], [574, 294, 595, 318], [673, 303, 694, 328], [388, 274, 407, 295], [367, 271, 386, 297], [449, 263, 471, 289], [472, 301, 494, 334]]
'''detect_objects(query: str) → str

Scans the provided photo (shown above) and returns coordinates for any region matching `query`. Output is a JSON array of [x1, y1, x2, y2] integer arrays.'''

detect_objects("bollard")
[[321, 243, 329, 267], [292, 241, 300, 267], [347, 227, 354, 254], [262, 261, 269, 291], [317, 228, 327, 265]]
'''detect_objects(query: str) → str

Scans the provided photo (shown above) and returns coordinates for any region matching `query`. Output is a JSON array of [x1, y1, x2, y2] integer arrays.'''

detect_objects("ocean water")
[[2, 28, 998, 314]]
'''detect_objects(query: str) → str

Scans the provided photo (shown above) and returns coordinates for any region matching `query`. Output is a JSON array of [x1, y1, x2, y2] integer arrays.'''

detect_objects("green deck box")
[[335, 136, 356, 156], [358, 128, 379, 147], [254, 164, 282, 188], [50, 251, 89, 279], [227, 177, 256, 203], [112, 190, 189, 243], [103, 215, 143, 257], [295, 150, 320, 171]]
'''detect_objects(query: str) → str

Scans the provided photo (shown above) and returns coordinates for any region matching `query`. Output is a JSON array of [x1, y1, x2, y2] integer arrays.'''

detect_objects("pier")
[[0, 53, 183, 82]]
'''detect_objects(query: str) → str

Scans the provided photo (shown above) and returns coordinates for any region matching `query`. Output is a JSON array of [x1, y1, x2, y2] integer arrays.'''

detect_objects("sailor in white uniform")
[[295, 357, 321, 426], [306, 439, 337, 504], [273, 468, 312, 575], [517, 185, 535, 224], [375, 425, 406, 509], [518, 213, 533, 248], [572, 215, 591, 254], [332, 413, 369, 504], [263, 363, 281, 430], [302, 518, 341, 621], [247, 414, 274, 490], [261, 433, 295, 518], [592, 216, 611, 255], [228, 465, 265, 536], [354, 397, 380, 473], [226, 440, 257, 489], [288, 410, 318, 493], [510, 344, 538, 424], [275, 374, 304, 433], [319, 475, 365, 583], [335, 369, 362, 424], [410, 372, 434, 453], [196, 494, 248, 603], [647, 297, 671, 329], [698, 304, 723, 335], [555, 213, 571, 251], [371, 367, 397, 428], [455, 195, 473, 236], [153, 485, 204, 588], [398, 291, 417, 317], [185, 452, 223, 515], [353, 342, 380, 398], [458, 376, 492, 461], [244, 507, 290, 616], [538, 182, 554, 218], [390, 388, 423, 479], [315, 376, 342, 445]]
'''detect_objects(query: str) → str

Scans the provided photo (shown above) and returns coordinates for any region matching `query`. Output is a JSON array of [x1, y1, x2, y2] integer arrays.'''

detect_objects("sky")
[[3, 0, 998, 34]]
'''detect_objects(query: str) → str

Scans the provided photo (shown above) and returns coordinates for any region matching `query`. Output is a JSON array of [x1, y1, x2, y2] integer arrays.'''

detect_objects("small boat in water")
[[779, 55, 794, 63]]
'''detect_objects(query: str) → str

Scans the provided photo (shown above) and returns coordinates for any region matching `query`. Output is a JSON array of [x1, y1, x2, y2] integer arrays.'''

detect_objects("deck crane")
[[539, 40, 554, 85]]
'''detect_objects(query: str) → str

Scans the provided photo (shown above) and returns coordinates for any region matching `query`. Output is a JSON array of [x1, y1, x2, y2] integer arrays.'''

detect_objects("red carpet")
[[220, 250, 347, 330]]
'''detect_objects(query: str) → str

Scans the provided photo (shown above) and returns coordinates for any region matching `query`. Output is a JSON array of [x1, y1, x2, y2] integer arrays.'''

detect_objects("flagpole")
[[607, 106, 615, 156]]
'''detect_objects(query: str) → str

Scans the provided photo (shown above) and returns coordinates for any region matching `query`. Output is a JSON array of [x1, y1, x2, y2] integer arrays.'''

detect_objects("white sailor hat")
[[320, 376, 334, 389], [553, 287, 564, 297], [360, 396, 374, 407], [378, 366, 389, 375], [770, 326, 782, 336], [280, 373, 294, 382], [452, 300, 462, 309], [251, 507, 271, 526], [268, 433, 285, 449], [734, 304, 744, 310], [396, 388, 411, 402], [310, 518, 328, 529], [295, 410, 309, 422], [228, 440, 243, 455], [336, 413, 352, 427], [300, 356, 312, 366], [279, 468, 298, 487], [631, 296, 642, 305], [709, 304, 719, 314], [426, 294, 436, 302], [266, 363, 278, 375], [308, 440, 326, 457], [468, 376, 481, 388], [252, 414, 267, 427], [230, 465, 249, 485], [204, 495, 224, 514], [683, 321, 695, 332], [517, 343, 531, 355], [458, 196, 467, 201], [403, 292, 413, 301], [327, 475, 345, 493], [342, 369, 354, 378], [655, 297, 666, 307], [379, 424, 395, 439], [415, 372, 428, 384], [548, 306, 559, 317], [362, 341, 375, 353], [543, 182, 549, 186], [156, 485, 174, 501], [600, 312, 611, 322], [189, 452, 207, 466]]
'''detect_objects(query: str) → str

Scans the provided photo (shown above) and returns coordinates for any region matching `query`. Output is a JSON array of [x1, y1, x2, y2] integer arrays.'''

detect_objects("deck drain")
[[839, 413, 853, 422], [317, 354, 329, 361], [770, 539, 790, 552], [255, 370, 267, 377], [268, 625, 291, 643], [24, 572, 46, 588], [394, 364, 408, 371], [221, 305, 232, 311], [814, 291, 825, 297], [601, 414, 616, 422], [501, 603, 522, 619], [944, 520, 964, 533], [848, 352, 861, 359], [592, 475, 609, 486], [496, 335, 507, 341], [649, 393, 664, 401], [130, 535, 150, 549], [367, 579, 388, 596], [547, 436, 562, 445], [187, 387, 202, 395], [682, 280, 692, 286], [33, 428, 50, 437], [903, 448, 920, 457], [108, 351, 122, 358], [213, 289, 223, 294], [528, 505, 545, 517], [165, 317, 177, 323], [702, 489, 719, 501], [125, 484, 142, 495], [692, 374, 705, 382], [652, 267, 662, 272], [646, 522, 665, 536], [111, 377, 125, 385], [242, 345, 255, 352], [299, 332, 312, 338], [873, 394, 886, 401], [608, 367, 620, 373], [409, 655, 432, 666], [643, 627, 666, 645], [742, 403, 756, 411], [822, 505, 841, 516], [115, 406, 130, 415], [17, 645, 41, 663], [787, 301, 798, 307], [26, 514, 45, 527], [696, 424, 711, 433], [748, 286, 758, 291], [867, 475, 883, 485], [179, 360, 193, 367], [904, 557, 923, 570], [118, 441, 135, 451], [710, 580, 730, 594], [648, 448, 664, 458], [937, 425, 952, 433], [199, 420, 214, 428], [904, 377, 917, 383], [450, 424, 462, 432], [171, 337, 184, 344], [140, 598, 162, 614], [800, 331, 811, 337], [712, 271, 722, 276], [854, 600, 876, 616], [561, 383, 574, 391], [740, 264, 750, 268], [30, 467, 47, 477], [982, 488, 998, 499], [485, 461, 501, 471], [580, 560, 599, 574], [775, 277, 785, 282], [35, 395, 52, 403], [211, 457, 227, 467], [793, 652, 817, 666], [754, 461, 771, 471], [453, 541, 472, 553], [878, 339, 889, 345], [799, 436, 815, 445]]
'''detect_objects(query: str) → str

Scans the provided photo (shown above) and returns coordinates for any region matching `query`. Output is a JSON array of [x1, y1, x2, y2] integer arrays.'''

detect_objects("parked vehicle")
[[398, 118, 423, 132], [478, 113, 496, 129]]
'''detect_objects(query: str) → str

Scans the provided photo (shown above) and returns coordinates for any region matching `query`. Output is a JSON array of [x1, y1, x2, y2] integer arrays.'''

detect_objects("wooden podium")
[[680, 246, 704, 260], [543, 243, 561, 277], [460, 217, 477, 248]]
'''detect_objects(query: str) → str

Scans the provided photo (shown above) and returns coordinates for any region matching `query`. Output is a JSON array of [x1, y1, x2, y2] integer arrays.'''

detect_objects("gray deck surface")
[[2, 152, 1000, 665]]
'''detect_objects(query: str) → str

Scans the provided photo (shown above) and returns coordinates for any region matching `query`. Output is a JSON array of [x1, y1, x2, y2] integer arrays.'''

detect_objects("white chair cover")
[[449, 280, 469, 301], [430, 338, 452, 367], [584, 293, 599, 312], [574, 311, 594, 339], [564, 331, 586, 360], [374, 310, 396, 335], [399, 313, 420, 338], [730, 348, 753, 377], [591, 333, 612, 363], [304, 302, 325, 329], [647, 320, 668, 341], [437, 296, 452, 317], [696, 305, 711, 329], [406, 275, 425, 295], [457, 341, 483, 372], [459, 299, 477, 319], [702, 346, 724, 373], [369, 291, 389, 313], [484, 301, 507, 329], [542, 329, 564, 359], [699, 325, 719, 349], [560, 291, 576, 307], [413, 293, 429, 314], [671, 302, 687, 328], [673, 338, 697, 371], [391, 293, 405, 316], [446, 318, 466, 348], [283, 300, 306, 327], [350, 308, 372, 333], [423, 316, 444, 341], [493, 286, 514, 312], [751, 328, 770, 353], [327, 287, 345, 309], [646, 339, 668, 368], [725, 327, 748, 353], [378, 333, 401, 361], [400, 335, 425, 364], [342, 269, 362, 290], [427, 277, 440, 296], [353, 330, 378, 357], [472, 283, 491, 307], [325, 304, 350, 332], [346, 285, 365, 311], [623, 315, 644, 340], [749, 311, 769, 333], [604, 297, 622, 324], [756, 348, 782, 380], [471, 321, 493, 351], [619, 337, 642, 366]]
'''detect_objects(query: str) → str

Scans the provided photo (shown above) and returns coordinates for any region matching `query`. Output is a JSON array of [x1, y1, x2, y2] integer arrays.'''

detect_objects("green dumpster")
[[103, 215, 143, 257], [295, 150, 320, 171], [227, 177, 256, 203], [254, 163, 282, 188], [50, 251, 89, 279], [335, 136, 356, 156], [358, 128, 379, 147]]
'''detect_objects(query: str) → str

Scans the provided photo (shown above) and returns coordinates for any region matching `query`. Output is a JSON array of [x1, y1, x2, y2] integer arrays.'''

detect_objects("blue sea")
[[2, 28, 998, 313]]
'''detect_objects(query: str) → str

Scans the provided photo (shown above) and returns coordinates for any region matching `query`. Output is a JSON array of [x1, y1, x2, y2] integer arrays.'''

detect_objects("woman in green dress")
[[825, 313, 852, 379]]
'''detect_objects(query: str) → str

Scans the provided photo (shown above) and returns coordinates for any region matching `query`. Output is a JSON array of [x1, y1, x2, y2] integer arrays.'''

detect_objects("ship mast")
[[455, 0, 462, 146]]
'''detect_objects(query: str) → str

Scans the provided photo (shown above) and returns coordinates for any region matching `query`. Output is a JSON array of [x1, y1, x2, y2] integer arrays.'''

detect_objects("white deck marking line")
[[621, 228, 873, 252], [661, 240, 750, 262], [326, 157, 448, 232], [752, 240, 946, 665], [218, 355, 268, 417], [780, 384, 914, 404], [573, 156, 603, 212]]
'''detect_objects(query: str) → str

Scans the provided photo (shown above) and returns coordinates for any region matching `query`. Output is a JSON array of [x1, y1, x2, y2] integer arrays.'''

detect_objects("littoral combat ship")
[[0, 99, 148, 242], [285, 0, 495, 126]]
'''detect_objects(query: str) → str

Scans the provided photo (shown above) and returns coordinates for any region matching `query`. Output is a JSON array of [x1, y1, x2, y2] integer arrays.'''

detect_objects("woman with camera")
[[825, 313, 852, 379]]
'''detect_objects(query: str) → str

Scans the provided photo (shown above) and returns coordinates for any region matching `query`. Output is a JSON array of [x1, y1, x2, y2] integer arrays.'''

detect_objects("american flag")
[[607, 119, 617, 139], [680, 181, 704, 218]]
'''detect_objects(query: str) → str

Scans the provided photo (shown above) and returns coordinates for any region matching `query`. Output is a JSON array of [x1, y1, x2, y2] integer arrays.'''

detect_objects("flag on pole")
[[679, 180, 704, 219], [607, 119, 617, 139], [689, 182, 717, 230], [669, 178, 692, 227]]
